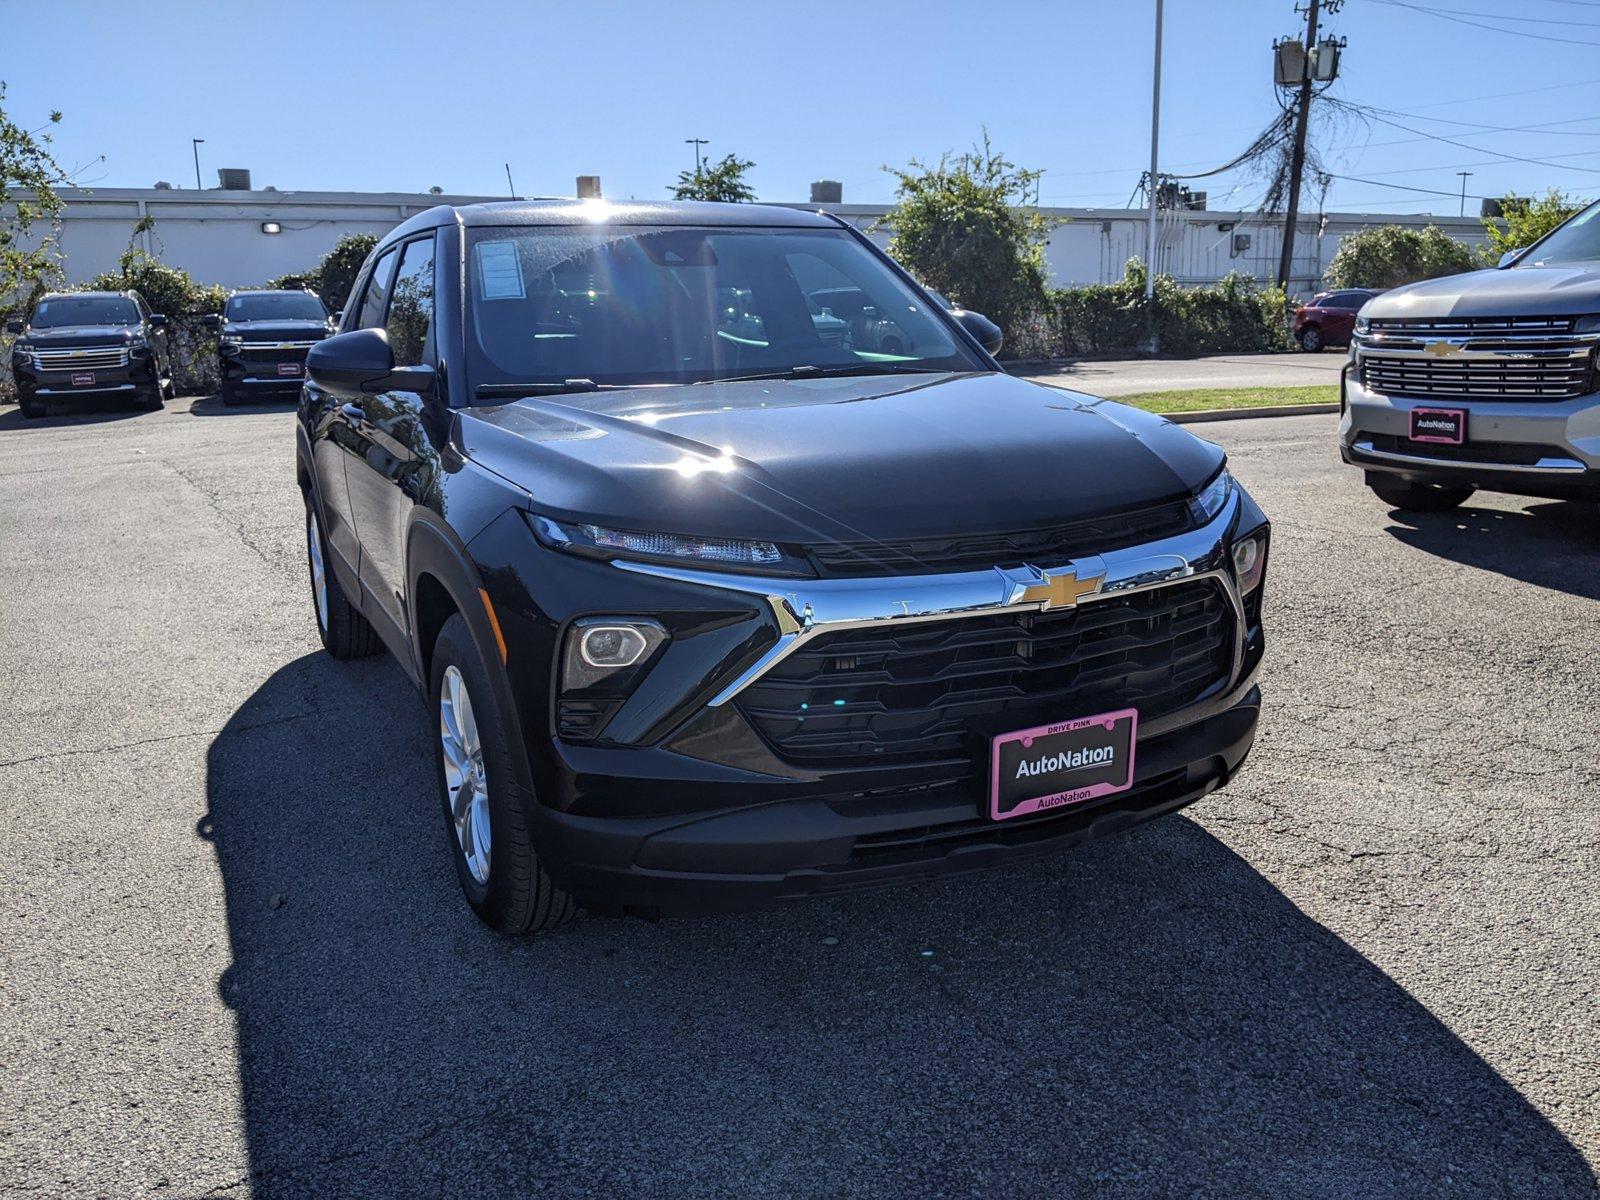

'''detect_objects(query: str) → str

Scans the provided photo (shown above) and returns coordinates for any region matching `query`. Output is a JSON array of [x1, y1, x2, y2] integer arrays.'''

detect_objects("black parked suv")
[[203, 289, 336, 406], [298, 200, 1270, 934], [7, 291, 174, 419]]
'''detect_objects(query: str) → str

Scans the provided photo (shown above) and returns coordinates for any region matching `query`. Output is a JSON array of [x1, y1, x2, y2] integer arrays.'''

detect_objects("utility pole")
[[685, 137, 709, 182], [1276, 0, 1339, 290], [191, 138, 205, 191], [1457, 171, 1472, 217], [1144, 0, 1164, 306]]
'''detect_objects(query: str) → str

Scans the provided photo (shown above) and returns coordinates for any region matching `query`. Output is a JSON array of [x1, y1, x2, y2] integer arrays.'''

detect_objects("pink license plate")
[[70, 371, 95, 387], [1410, 407, 1465, 445], [989, 708, 1138, 821], [277, 362, 302, 377]]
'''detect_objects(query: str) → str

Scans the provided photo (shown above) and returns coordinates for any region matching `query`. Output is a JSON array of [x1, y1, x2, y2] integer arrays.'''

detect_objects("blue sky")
[[6, 0, 1598, 216]]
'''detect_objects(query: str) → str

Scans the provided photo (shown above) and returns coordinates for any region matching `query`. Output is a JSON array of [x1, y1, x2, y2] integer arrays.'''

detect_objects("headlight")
[[534, 514, 804, 574], [218, 335, 243, 352], [1575, 314, 1600, 334], [1354, 315, 1370, 336], [558, 617, 669, 741], [1189, 469, 1234, 525]]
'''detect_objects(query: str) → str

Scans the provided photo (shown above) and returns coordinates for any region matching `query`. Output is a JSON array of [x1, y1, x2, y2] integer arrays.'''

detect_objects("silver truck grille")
[[1357, 316, 1597, 401], [1361, 353, 1595, 400], [33, 346, 131, 371]]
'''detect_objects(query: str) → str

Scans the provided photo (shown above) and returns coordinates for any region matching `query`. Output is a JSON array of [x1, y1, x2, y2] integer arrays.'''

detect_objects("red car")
[[1293, 288, 1382, 352]]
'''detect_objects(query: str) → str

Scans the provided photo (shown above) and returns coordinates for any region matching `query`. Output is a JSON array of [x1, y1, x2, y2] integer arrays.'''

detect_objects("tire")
[[221, 386, 241, 408], [136, 388, 164, 412], [1367, 474, 1475, 512], [18, 390, 46, 420], [431, 612, 576, 935], [1299, 325, 1324, 352], [305, 501, 382, 658]]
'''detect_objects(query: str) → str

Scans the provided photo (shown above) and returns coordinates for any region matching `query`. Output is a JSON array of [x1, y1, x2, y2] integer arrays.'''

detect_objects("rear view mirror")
[[951, 308, 1004, 357], [307, 327, 435, 395], [202, 314, 223, 332], [4, 318, 23, 335]]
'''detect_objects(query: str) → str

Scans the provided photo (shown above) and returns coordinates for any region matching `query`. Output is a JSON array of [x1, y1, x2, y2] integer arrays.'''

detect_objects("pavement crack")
[[159, 456, 274, 564], [0, 709, 323, 770]]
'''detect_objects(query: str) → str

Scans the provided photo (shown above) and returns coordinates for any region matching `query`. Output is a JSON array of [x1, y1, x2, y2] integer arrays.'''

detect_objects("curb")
[[1165, 402, 1338, 424]]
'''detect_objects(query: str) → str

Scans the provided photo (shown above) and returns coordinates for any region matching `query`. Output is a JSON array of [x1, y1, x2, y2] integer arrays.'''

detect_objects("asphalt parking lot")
[[2, 393, 1597, 1198]]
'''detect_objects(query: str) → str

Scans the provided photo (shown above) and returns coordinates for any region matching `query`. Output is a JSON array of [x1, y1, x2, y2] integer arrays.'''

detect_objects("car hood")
[[226, 320, 331, 339], [456, 372, 1224, 546], [25, 325, 140, 346], [1363, 265, 1600, 319]]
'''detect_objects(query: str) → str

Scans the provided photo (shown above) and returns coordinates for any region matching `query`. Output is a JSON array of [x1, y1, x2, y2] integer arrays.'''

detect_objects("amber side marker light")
[[478, 588, 508, 663]]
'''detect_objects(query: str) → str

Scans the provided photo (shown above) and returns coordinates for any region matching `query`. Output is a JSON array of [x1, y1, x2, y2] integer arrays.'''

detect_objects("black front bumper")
[[526, 685, 1260, 917]]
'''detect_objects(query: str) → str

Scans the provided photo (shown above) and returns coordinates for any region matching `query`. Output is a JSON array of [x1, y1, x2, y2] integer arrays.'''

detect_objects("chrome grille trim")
[[1367, 316, 1578, 337], [32, 346, 130, 370], [612, 490, 1248, 707]]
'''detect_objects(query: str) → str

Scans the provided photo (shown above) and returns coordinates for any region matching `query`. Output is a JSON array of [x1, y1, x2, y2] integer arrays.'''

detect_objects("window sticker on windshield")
[[476, 241, 526, 301]]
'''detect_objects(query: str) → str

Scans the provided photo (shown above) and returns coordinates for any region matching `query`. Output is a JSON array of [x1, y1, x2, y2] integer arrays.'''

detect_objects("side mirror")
[[331, 310, 343, 324], [1497, 248, 1524, 268], [148, 313, 169, 328], [307, 327, 436, 395], [202, 314, 223, 332], [4, 318, 23, 335], [951, 308, 1003, 356]]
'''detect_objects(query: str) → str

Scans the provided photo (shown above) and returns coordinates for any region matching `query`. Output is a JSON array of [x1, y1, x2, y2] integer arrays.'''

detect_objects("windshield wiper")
[[713, 363, 954, 384]]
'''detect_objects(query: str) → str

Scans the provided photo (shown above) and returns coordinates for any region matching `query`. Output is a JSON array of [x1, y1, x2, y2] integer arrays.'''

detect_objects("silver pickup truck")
[[1339, 199, 1600, 511]]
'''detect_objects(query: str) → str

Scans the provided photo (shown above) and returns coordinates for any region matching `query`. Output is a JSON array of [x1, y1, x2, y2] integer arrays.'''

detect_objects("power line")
[[1328, 172, 1490, 198], [1370, 2, 1600, 23], [1375, 76, 1600, 114], [1358, 0, 1600, 44], [1329, 98, 1600, 172]]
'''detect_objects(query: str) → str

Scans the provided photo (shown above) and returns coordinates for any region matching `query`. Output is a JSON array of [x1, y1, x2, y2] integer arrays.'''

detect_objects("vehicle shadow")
[[187, 394, 299, 417], [1383, 499, 1600, 601], [0, 398, 148, 428], [199, 654, 1596, 1198]]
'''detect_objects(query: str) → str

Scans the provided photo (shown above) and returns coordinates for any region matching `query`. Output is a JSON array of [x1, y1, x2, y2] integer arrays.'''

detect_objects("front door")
[[341, 233, 442, 632]]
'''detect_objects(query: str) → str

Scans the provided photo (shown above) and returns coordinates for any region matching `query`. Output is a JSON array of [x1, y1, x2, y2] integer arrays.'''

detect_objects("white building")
[[16, 185, 1490, 300]]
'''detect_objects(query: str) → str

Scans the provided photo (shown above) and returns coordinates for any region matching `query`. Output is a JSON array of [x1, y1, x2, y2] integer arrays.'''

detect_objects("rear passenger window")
[[386, 236, 436, 366], [356, 248, 397, 330]]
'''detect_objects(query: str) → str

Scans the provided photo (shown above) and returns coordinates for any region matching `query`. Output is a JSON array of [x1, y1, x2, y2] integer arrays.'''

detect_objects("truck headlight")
[[533, 514, 808, 575], [1354, 315, 1371, 337], [1575, 314, 1600, 334], [219, 336, 243, 353], [1189, 469, 1234, 525]]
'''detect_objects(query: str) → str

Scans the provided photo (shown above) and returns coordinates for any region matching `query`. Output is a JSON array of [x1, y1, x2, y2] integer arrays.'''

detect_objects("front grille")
[[1368, 316, 1576, 336], [241, 340, 318, 361], [1361, 353, 1594, 401], [738, 579, 1233, 768], [808, 502, 1195, 577], [32, 346, 130, 371]]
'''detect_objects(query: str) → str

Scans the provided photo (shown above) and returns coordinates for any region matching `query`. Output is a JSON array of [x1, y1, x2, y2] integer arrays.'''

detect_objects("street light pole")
[[1457, 171, 1472, 218], [192, 138, 205, 191], [685, 137, 709, 181], [1144, 0, 1164, 306]]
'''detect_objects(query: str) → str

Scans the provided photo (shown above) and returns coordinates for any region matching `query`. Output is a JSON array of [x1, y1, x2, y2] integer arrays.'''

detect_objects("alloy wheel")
[[440, 664, 492, 885]]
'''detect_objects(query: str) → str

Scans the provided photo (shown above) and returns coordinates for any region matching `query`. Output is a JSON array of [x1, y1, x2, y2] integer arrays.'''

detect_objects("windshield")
[[30, 296, 140, 328], [226, 292, 329, 322], [465, 225, 982, 390], [1516, 200, 1600, 267]]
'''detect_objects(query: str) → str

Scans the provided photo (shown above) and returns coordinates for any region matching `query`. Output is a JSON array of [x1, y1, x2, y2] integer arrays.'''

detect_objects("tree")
[[671, 154, 756, 203], [0, 81, 67, 313], [1324, 224, 1478, 289], [880, 135, 1049, 344], [268, 232, 378, 311], [1481, 189, 1586, 263], [87, 216, 225, 315]]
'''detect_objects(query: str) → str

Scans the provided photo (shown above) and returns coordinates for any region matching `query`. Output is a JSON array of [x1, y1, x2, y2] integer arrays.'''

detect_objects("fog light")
[[1232, 531, 1267, 595], [580, 624, 649, 668]]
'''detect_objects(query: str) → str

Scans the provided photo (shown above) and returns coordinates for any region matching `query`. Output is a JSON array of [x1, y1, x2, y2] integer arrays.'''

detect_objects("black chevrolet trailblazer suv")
[[297, 200, 1271, 934], [204, 288, 337, 406], [8, 290, 175, 419]]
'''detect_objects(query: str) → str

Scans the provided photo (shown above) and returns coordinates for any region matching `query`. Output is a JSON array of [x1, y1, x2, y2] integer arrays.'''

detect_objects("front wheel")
[[431, 612, 576, 935], [18, 390, 46, 419], [1367, 474, 1475, 512], [1298, 326, 1324, 352]]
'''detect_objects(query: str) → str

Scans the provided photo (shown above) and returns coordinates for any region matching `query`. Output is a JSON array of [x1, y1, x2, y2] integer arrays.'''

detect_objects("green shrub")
[[1046, 261, 1291, 358], [1481, 189, 1588, 264], [1325, 225, 1477, 289]]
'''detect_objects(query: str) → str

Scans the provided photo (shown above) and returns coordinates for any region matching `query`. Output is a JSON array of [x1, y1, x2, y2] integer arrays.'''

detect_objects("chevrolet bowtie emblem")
[[1423, 340, 1462, 358], [1002, 564, 1105, 611]]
